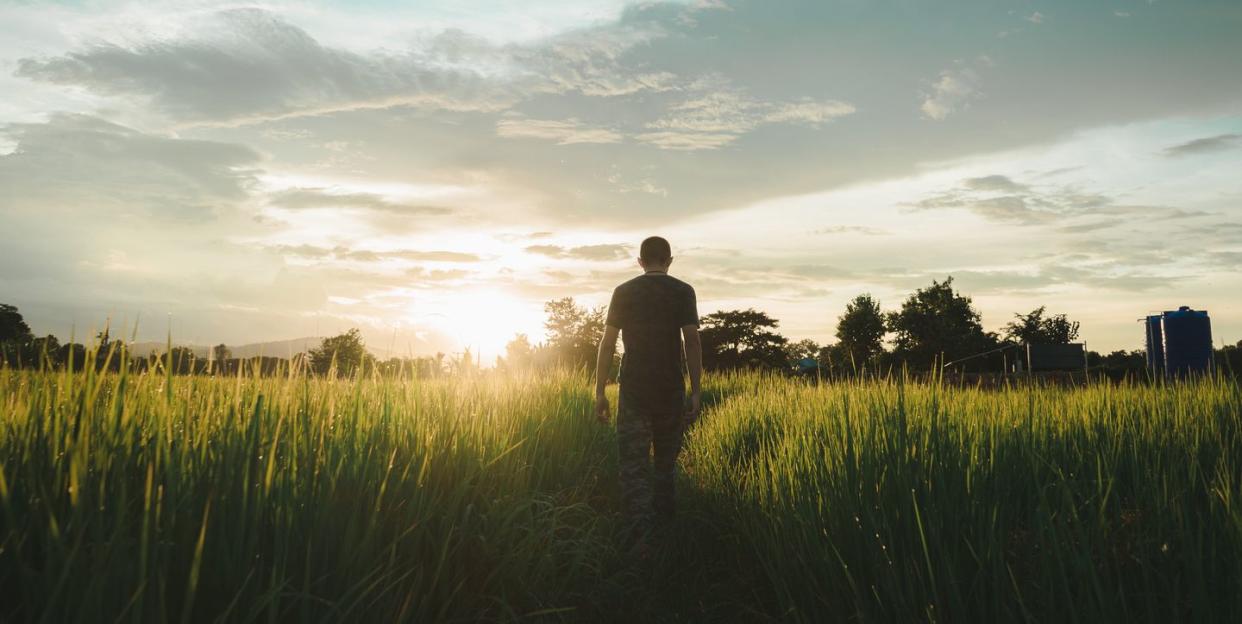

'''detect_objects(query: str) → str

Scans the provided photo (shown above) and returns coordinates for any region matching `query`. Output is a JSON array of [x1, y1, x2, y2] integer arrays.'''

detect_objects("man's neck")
[[644, 269, 667, 275]]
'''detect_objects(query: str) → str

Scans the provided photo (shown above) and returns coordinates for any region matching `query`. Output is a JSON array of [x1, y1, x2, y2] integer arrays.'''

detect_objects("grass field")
[[1, 359, 1240, 622]]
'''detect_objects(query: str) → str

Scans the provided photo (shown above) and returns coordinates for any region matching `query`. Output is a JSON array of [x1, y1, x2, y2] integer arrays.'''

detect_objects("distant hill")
[[127, 337, 325, 360], [125, 337, 414, 360]]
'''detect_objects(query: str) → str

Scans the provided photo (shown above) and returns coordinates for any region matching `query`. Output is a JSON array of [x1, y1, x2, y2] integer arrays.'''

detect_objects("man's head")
[[638, 236, 673, 272]]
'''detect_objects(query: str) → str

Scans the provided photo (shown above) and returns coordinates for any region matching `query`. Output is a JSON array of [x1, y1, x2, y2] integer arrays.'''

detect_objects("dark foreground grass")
[[1, 360, 1239, 622]]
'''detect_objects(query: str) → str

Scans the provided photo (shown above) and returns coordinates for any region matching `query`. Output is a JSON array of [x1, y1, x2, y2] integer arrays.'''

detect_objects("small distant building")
[[1143, 306, 1213, 378], [795, 357, 821, 375]]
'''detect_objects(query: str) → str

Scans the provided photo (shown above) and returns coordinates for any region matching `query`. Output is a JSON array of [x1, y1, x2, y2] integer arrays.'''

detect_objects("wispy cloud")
[[910, 174, 1111, 224], [1162, 133, 1242, 157], [267, 188, 453, 214], [270, 244, 482, 263], [525, 243, 631, 261], [495, 117, 622, 145], [642, 87, 854, 149], [633, 130, 738, 150], [920, 61, 985, 121], [812, 225, 888, 236]]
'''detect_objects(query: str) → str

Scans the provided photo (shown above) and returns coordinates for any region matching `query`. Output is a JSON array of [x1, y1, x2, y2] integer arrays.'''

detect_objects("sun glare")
[[418, 289, 546, 364]]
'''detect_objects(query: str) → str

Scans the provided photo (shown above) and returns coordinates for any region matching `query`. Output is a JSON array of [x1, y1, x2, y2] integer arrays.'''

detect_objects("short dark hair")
[[639, 236, 672, 262]]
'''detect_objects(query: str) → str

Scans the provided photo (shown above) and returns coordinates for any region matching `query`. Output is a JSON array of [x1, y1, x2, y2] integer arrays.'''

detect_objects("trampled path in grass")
[[1, 364, 1240, 622]]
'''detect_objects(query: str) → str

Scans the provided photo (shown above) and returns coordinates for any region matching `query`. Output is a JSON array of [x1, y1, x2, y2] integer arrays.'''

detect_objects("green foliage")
[[699, 308, 789, 371], [689, 375, 1242, 622], [1004, 306, 1082, 345], [0, 303, 35, 365], [544, 297, 606, 369], [887, 277, 997, 369], [501, 333, 535, 370], [211, 343, 231, 362], [0, 303, 33, 344], [1, 366, 1240, 622], [308, 328, 372, 376], [835, 293, 887, 367], [784, 338, 820, 363]]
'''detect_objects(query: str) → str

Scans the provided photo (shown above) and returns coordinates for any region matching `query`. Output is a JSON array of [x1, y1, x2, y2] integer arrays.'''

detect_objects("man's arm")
[[682, 324, 703, 423], [594, 325, 620, 423]]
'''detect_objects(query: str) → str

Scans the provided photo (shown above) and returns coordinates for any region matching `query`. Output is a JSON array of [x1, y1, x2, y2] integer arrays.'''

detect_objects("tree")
[[95, 329, 130, 371], [543, 297, 605, 369], [308, 328, 372, 376], [1003, 306, 1080, 345], [0, 303, 33, 344], [212, 344, 232, 361], [23, 335, 61, 368], [835, 294, 887, 369], [161, 346, 197, 375], [785, 338, 820, 362], [699, 309, 789, 371], [0, 303, 34, 366], [58, 343, 88, 370], [501, 333, 535, 370], [887, 277, 996, 370]]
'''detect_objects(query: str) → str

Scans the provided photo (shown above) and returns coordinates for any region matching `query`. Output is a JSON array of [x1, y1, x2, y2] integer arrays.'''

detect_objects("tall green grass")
[[1, 359, 1240, 622], [0, 363, 623, 622], [687, 375, 1242, 622]]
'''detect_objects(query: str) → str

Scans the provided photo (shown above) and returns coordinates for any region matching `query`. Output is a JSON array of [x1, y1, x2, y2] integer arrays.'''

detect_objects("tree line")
[[3, 277, 1240, 379], [496, 277, 1240, 379]]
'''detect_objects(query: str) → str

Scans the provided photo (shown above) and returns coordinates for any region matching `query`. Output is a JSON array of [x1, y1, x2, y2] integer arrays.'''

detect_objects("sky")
[[1, 0, 1240, 362]]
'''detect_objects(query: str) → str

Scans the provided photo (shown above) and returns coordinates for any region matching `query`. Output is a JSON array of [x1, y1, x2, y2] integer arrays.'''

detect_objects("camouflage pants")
[[616, 386, 685, 534]]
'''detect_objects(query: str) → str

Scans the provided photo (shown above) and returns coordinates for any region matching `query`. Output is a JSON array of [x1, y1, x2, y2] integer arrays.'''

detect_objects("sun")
[[421, 289, 546, 365]]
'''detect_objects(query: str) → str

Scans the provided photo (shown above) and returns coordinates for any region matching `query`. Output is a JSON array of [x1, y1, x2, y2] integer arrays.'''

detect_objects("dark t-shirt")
[[605, 273, 698, 395]]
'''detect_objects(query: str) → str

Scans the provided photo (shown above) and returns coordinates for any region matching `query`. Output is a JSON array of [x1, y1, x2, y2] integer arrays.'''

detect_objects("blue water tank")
[[1161, 307, 1213, 377], [1144, 315, 1164, 376]]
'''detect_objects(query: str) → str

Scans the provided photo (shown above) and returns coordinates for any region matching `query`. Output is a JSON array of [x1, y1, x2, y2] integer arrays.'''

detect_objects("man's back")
[[605, 273, 698, 394], [594, 236, 702, 542]]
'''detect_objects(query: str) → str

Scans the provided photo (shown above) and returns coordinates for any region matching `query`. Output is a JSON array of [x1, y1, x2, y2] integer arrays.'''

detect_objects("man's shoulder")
[[614, 274, 695, 296], [663, 275, 695, 293], [613, 275, 645, 296]]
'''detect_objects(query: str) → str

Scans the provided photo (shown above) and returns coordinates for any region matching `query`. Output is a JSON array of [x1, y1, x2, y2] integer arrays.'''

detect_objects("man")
[[594, 236, 703, 540]]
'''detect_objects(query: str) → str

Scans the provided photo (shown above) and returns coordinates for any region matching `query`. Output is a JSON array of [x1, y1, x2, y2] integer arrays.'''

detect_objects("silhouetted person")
[[594, 236, 703, 547]]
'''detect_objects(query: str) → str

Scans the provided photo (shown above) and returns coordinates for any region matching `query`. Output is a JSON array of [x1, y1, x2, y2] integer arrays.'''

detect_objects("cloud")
[[15, 9, 517, 125], [495, 118, 623, 144], [641, 87, 854, 148], [1162, 133, 1242, 157], [962, 174, 1028, 193], [525, 243, 631, 260], [270, 245, 481, 263], [910, 174, 1112, 224], [514, 24, 680, 97], [267, 188, 453, 215], [1056, 219, 1124, 234], [649, 90, 852, 133], [406, 267, 473, 282], [0, 113, 259, 221], [1025, 12, 1045, 24], [920, 61, 987, 121], [813, 225, 888, 236], [762, 99, 857, 125], [491, 85, 854, 151], [13, 7, 678, 126], [1205, 251, 1242, 269], [633, 130, 738, 150], [873, 264, 1174, 295]]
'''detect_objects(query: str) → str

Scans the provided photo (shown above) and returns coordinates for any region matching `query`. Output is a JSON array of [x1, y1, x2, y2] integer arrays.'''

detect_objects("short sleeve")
[[678, 286, 699, 328], [605, 287, 626, 329]]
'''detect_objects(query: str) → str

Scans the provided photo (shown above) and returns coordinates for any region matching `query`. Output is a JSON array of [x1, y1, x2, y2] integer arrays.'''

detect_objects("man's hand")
[[685, 392, 702, 425], [595, 393, 611, 424]]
